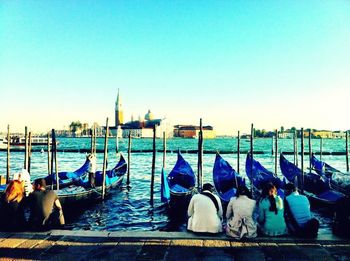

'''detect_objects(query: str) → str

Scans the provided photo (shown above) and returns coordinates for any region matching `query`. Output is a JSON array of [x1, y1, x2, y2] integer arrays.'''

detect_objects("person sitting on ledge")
[[284, 183, 319, 237], [226, 185, 257, 239], [258, 182, 288, 236], [28, 178, 65, 230], [187, 183, 223, 234], [0, 180, 27, 231]]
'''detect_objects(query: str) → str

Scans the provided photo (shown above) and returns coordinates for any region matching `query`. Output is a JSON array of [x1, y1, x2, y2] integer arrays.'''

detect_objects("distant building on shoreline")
[[121, 110, 168, 138], [173, 125, 216, 139], [108, 90, 170, 138]]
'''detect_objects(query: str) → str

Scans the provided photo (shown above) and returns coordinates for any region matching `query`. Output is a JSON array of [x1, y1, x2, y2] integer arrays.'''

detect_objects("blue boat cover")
[[93, 154, 127, 186], [161, 167, 170, 203], [46, 156, 92, 184], [279, 153, 301, 182], [213, 153, 244, 202], [167, 152, 195, 194], [311, 154, 340, 178], [245, 153, 284, 190]]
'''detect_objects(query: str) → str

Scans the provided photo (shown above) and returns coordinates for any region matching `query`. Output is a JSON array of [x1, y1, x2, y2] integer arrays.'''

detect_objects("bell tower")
[[115, 89, 124, 127]]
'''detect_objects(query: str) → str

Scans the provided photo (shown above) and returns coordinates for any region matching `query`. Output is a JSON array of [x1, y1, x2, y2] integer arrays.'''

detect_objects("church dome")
[[145, 109, 154, 121]]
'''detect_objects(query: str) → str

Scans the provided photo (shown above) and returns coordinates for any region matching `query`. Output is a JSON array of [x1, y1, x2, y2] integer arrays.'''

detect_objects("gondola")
[[58, 153, 127, 207], [45, 154, 96, 189], [279, 153, 344, 206], [213, 153, 244, 203], [167, 151, 196, 200], [245, 152, 285, 198], [245, 152, 284, 190], [311, 154, 350, 195], [48, 154, 127, 208], [0, 155, 96, 193]]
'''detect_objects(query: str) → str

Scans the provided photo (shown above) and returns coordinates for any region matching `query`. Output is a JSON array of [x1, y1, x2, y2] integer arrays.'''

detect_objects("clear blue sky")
[[1, 1, 349, 134]]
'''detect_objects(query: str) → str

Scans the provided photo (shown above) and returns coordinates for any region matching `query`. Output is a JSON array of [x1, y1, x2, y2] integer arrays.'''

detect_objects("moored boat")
[[45, 154, 96, 189], [245, 152, 285, 198], [213, 153, 244, 203], [311, 154, 350, 195], [2, 136, 57, 147], [56, 153, 127, 208], [280, 153, 344, 206], [166, 151, 196, 201]]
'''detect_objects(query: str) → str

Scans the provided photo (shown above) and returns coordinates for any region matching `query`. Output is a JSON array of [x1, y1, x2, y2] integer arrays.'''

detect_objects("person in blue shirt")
[[284, 183, 319, 238]]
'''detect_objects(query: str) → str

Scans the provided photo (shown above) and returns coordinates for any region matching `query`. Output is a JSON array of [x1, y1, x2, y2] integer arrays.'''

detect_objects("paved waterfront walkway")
[[1, 230, 350, 260]]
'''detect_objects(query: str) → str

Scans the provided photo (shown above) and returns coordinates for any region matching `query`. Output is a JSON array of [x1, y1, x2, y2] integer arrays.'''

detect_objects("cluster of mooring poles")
[[250, 125, 350, 193]]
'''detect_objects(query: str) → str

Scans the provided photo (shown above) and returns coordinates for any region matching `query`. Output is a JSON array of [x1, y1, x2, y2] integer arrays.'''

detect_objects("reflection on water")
[[0, 138, 348, 233]]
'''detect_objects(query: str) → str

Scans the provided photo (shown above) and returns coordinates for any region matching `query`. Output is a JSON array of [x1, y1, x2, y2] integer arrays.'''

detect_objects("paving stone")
[[165, 246, 205, 261], [203, 239, 231, 247], [323, 246, 350, 261], [170, 239, 203, 247], [90, 239, 145, 260], [35, 235, 66, 260], [0, 233, 34, 248], [277, 244, 309, 261], [261, 246, 284, 261], [298, 245, 336, 261]]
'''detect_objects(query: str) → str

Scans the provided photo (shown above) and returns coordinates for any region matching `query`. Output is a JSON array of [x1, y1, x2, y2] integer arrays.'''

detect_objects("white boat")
[[0, 136, 57, 147]]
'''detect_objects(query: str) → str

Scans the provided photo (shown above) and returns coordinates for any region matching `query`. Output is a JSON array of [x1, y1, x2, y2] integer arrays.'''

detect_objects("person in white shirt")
[[187, 183, 223, 233], [226, 185, 257, 239]]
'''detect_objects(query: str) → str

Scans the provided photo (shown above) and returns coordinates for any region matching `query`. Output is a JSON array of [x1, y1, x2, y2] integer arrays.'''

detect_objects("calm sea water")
[[0, 137, 348, 232]]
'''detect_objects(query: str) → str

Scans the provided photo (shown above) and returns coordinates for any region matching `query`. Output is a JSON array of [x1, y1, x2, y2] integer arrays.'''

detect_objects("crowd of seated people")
[[186, 181, 336, 239]]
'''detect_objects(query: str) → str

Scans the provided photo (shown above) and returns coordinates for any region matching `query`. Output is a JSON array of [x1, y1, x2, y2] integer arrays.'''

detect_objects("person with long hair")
[[0, 180, 27, 231], [226, 185, 257, 239], [258, 182, 287, 236]]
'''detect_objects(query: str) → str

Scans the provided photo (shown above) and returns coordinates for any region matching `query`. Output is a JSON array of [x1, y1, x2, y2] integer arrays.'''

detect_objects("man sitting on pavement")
[[187, 183, 223, 234], [284, 183, 319, 238], [28, 178, 65, 230]]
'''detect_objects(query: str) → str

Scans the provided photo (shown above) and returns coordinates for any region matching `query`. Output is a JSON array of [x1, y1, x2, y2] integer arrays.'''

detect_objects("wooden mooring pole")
[[237, 131, 240, 174], [51, 129, 59, 191], [275, 129, 278, 176], [102, 118, 109, 200], [309, 129, 312, 174], [150, 125, 156, 205], [320, 137, 323, 161], [54, 132, 59, 191], [127, 131, 131, 186], [301, 128, 304, 193], [116, 125, 119, 154], [28, 132, 32, 174], [293, 130, 297, 166], [6, 125, 10, 184], [94, 127, 97, 155], [197, 118, 203, 191], [90, 128, 94, 154], [24, 126, 28, 171], [346, 131, 349, 172], [163, 131, 166, 169], [250, 123, 254, 193], [47, 132, 51, 175]]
